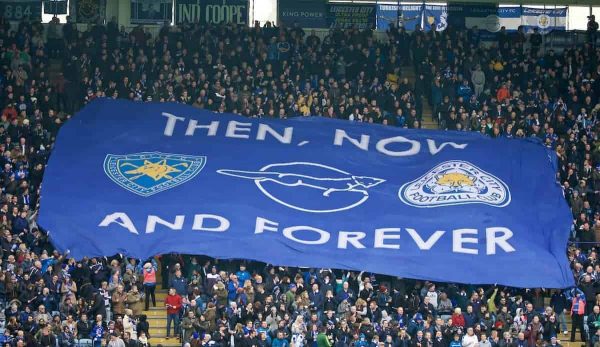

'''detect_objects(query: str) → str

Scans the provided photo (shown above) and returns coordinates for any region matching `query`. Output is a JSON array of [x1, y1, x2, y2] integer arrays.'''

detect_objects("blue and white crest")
[[104, 152, 206, 197], [399, 160, 511, 208]]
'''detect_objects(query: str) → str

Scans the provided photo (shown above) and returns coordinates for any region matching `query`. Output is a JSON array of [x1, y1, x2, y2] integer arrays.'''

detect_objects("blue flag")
[[522, 7, 567, 34], [40, 99, 574, 288], [376, 4, 422, 31]]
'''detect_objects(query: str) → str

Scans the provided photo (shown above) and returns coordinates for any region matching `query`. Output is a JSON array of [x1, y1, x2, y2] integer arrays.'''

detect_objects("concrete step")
[[148, 317, 167, 330], [142, 309, 167, 317], [149, 333, 183, 339], [561, 341, 585, 347], [147, 319, 167, 328], [148, 327, 174, 335], [149, 337, 181, 347], [155, 292, 168, 299]]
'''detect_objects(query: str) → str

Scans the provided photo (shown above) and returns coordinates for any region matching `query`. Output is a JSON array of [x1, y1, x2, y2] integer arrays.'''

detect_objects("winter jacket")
[[126, 291, 143, 317], [169, 276, 188, 296], [165, 293, 183, 315], [112, 290, 128, 315], [452, 313, 466, 328], [471, 70, 485, 87], [90, 324, 104, 342]]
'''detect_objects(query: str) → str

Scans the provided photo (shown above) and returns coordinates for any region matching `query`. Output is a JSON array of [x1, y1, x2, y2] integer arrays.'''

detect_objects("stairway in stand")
[[144, 287, 180, 347], [144, 265, 180, 347], [400, 66, 437, 130]]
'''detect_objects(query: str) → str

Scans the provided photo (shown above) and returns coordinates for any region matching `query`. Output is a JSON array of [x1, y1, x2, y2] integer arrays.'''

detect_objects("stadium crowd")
[[0, 10, 596, 347]]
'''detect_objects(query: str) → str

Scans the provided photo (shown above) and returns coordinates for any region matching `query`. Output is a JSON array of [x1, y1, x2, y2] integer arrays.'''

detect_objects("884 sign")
[[0, 1, 41, 20]]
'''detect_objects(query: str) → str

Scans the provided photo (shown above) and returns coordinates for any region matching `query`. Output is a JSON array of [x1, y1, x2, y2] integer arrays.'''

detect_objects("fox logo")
[[429, 172, 480, 195], [216, 162, 386, 213], [217, 170, 385, 197], [435, 173, 475, 187]]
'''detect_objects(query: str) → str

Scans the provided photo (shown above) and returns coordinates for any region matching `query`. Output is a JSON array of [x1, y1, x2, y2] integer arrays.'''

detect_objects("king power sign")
[[175, 0, 248, 25]]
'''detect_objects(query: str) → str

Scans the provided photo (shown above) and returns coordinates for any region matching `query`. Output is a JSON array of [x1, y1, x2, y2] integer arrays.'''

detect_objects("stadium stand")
[[0, 7, 597, 347]]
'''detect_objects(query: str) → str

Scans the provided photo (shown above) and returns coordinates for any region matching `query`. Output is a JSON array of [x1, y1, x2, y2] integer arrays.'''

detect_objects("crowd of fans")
[[0, 9, 596, 347]]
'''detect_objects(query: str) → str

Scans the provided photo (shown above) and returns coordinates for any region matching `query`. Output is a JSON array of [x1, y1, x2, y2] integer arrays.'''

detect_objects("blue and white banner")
[[376, 4, 422, 31], [327, 4, 375, 30], [423, 5, 447, 31], [279, 0, 326, 28], [464, 6, 521, 32], [446, 4, 521, 33], [522, 7, 567, 34], [39, 99, 574, 288]]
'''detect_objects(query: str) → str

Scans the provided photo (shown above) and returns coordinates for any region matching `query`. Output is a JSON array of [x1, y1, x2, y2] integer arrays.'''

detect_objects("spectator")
[[111, 284, 127, 317], [588, 15, 599, 46], [568, 288, 587, 342], [142, 262, 156, 311], [165, 287, 182, 340], [462, 327, 478, 347]]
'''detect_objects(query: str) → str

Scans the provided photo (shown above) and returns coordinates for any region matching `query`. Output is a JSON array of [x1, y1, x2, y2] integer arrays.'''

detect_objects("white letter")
[[98, 213, 138, 235], [146, 215, 185, 233], [376, 136, 421, 157], [283, 226, 330, 245], [185, 120, 219, 136], [486, 227, 515, 254], [406, 228, 446, 250], [162, 112, 185, 136], [453, 228, 479, 255], [374, 228, 401, 249], [192, 214, 230, 232], [225, 121, 252, 139], [338, 231, 366, 249], [426, 139, 468, 155], [257, 124, 293, 144], [255, 217, 279, 234], [333, 129, 370, 151]]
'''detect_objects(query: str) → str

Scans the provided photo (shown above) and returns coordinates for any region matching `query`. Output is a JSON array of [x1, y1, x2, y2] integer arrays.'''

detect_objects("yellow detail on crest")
[[436, 173, 475, 187], [119, 159, 189, 181]]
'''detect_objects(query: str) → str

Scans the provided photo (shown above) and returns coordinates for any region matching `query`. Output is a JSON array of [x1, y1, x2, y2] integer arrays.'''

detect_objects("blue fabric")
[[522, 7, 567, 34], [39, 99, 574, 288], [376, 4, 422, 31], [326, 4, 375, 30]]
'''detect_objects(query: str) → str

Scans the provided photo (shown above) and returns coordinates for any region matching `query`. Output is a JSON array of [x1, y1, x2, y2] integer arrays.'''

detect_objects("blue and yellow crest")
[[103, 152, 206, 197], [399, 160, 511, 208]]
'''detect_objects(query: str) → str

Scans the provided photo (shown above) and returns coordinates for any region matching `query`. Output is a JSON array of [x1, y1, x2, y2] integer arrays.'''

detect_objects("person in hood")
[[408, 313, 424, 336]]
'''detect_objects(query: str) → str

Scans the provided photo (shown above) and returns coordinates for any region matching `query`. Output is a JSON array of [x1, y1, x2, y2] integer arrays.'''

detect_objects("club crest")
[[399, 160, 511, 208], [104, 152, 206, 197]]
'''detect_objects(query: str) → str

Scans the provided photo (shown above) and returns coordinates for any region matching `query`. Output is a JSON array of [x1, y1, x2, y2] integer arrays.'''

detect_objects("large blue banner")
[[39, 99, 574, 288], [376, 4, 422, 31]]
